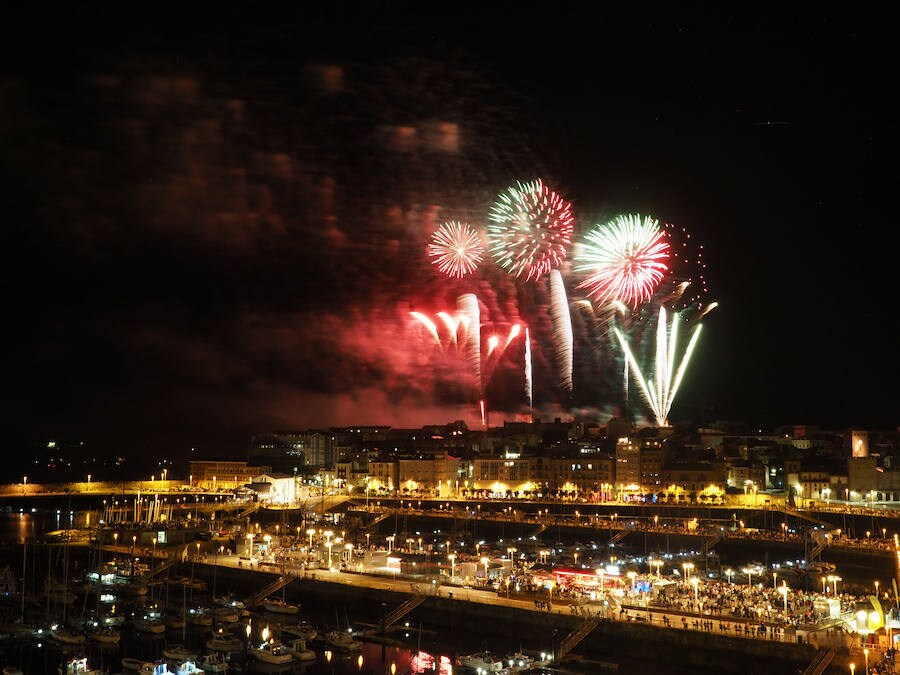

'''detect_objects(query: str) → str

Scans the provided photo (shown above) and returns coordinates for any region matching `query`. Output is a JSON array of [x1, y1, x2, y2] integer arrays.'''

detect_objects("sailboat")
[[261, 578, 299, 615]]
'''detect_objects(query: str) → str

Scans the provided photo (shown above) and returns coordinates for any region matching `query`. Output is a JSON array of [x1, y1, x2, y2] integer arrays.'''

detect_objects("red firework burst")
[[487, 179, 574, 281]]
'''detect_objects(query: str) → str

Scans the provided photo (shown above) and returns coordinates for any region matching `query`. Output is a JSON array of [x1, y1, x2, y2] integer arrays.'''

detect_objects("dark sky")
[[1, 5, 894, 461]]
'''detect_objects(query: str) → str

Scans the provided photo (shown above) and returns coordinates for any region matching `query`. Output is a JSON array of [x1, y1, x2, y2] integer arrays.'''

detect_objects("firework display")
[[574, 213, 670, 309], [487, 179, 574, 281], [407, 179, 715, 428], [427, 221, 485, 278]]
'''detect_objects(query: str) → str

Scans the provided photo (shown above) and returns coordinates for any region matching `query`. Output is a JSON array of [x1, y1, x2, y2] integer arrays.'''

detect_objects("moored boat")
[[196, 651, 230, 673], [260, 599, 299, 615], [163, 645, 199, 662], [185, 607, 213, 627], [281, 620, 317, 642], [58, 656, 102, 675], [324, 629, 362, 652], [284, 637, 316, 661], [86, 623, 121, 644], [50, 624, 86, 645], [120, 657, 149, 672], [250, 640, 294, 665], [132, 616, 166, 634], [457, 651, 504, 672], [205, 630, 243, 653]]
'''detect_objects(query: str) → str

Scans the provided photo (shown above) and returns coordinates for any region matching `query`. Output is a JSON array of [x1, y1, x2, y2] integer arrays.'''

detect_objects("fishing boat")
[[324, 629, 362, 652], [250, 640, 294, 665]]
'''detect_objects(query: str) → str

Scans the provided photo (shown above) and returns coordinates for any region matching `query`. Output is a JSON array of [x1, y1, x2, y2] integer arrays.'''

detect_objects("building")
[[187, 461, 269, 489], [470, 457, 530, 495], [248, 473, 296, 504]]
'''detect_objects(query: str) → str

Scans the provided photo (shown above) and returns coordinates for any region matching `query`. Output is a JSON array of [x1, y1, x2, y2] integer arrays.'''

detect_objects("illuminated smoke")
[[550, 269, 573, 395]]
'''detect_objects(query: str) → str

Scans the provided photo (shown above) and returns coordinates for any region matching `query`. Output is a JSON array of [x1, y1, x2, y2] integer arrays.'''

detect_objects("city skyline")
[[2, 6, 893, 459]]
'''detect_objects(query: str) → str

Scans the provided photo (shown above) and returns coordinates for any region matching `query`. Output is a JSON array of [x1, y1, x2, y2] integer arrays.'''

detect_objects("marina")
[[2, 490, 900, 674]]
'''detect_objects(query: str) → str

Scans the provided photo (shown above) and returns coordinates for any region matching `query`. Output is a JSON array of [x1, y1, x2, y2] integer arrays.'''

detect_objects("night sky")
[[2, 5, 894, 462]]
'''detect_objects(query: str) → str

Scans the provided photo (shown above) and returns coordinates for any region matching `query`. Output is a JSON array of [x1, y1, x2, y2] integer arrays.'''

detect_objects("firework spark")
[[613, 306, 702, 427], [661, 221, 709, 310], [505, 323, 521, 348], [427, 221, 484, 278], [410, 311, 441, 344], [487, 179, 574, 281], [575, 213, 670, 309]]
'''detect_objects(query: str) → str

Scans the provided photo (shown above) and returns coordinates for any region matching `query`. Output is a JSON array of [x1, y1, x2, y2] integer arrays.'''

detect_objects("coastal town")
[[2, 419, 900, 674]]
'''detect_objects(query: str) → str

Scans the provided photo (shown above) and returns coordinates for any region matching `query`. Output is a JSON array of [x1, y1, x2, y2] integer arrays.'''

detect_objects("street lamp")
[[627, 571, 637, 593], [864, 648, 869, 675], [247, 533, 254, 559], [773, 571, 778, 589], [875, 580, 880, 597], [152, 537, 157, 569], [22, 476, 26, 495], [743, 567, 754, 589], [779, 582, 788, 612], [725, 569, 733, 585], [481, 557, 489, 582], [448, 553, 456, 579], [326, 541, 333, 568], [307, 528, 315, 550]]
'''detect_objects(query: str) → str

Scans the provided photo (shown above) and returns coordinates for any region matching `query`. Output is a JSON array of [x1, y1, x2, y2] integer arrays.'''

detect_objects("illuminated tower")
[[851, 430, 869, 458]]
